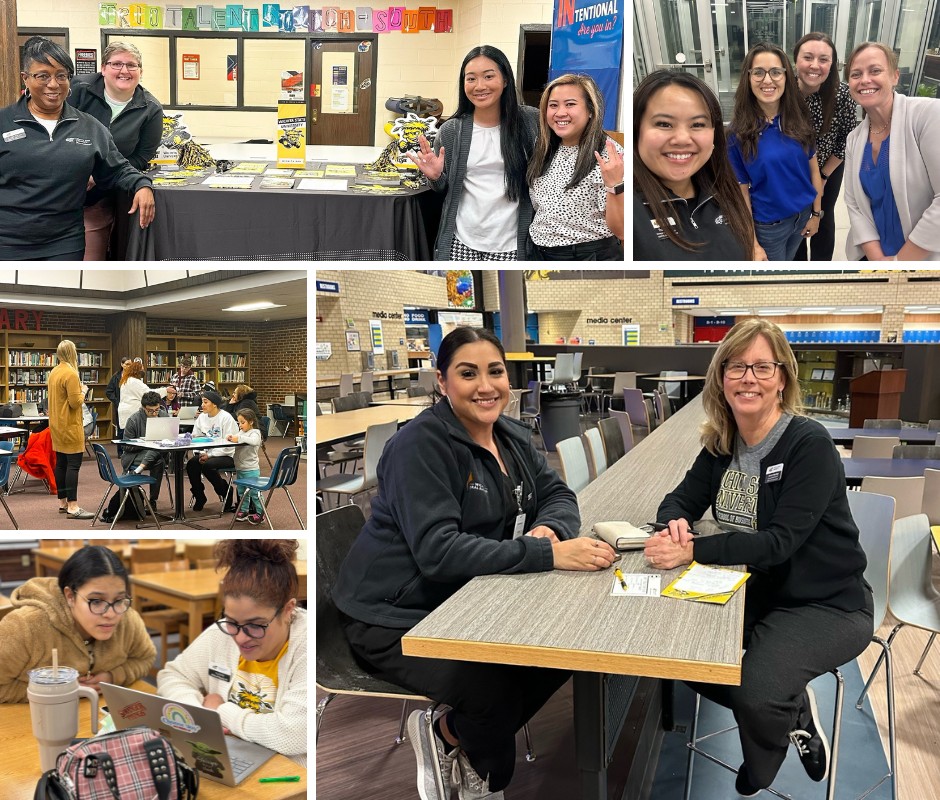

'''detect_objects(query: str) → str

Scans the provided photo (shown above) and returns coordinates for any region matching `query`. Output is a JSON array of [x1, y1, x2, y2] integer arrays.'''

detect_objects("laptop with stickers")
[[101, 683, 277, 786]]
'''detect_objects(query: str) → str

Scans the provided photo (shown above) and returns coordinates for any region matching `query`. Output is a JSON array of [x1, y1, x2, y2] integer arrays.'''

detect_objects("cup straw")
[[52, 648, 58, 679]]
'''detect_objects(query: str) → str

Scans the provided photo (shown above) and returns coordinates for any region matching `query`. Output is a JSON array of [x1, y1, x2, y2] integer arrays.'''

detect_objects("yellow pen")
[[613, 567, 628, 591]]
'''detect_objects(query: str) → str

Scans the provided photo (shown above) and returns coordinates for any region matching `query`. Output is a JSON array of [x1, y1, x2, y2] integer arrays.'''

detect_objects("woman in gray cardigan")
[[409, 45, 539, 260], [843, 42, 940, 260]]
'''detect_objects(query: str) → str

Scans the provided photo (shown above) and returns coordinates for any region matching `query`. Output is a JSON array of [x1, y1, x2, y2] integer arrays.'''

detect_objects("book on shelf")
[[77, 352, 103, 366], [219, 371, 247, 382], [79, 370, 99, 383], [218, 354, 247, 367], [9, 351, 56, 367], [178, 353, 211, 367]]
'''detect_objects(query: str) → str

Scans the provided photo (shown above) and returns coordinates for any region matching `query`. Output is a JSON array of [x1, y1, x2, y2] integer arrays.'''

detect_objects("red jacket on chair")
[[17, 427, 57, 493]]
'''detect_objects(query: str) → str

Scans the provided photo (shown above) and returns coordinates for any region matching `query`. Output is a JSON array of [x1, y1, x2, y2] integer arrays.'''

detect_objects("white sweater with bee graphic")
[[157, 609, 307, 767]]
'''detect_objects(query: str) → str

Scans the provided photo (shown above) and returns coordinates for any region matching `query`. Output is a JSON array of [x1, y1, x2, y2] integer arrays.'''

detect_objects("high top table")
[[315, 404, 424, 448], [822, 426, 938, 445], [0, 680, 306, 799], [841, 457, 940, 485], [403, 396, 744, 799]]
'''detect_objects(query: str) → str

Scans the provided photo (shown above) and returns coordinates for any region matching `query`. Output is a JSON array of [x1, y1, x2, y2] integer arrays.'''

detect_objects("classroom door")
[[308, 38, 376, 146]]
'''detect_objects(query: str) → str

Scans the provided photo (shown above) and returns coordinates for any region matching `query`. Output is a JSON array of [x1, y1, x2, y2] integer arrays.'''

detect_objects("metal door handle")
[[655, 59, 713, 72]]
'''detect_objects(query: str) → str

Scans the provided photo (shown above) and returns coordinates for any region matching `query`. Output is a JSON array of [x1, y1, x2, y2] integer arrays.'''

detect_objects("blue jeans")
[[754, 205, 812, 261], [235, 468, 261, 514]]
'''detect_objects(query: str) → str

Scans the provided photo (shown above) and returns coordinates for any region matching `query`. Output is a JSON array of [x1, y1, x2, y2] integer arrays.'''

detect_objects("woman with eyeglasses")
[[644, 318, 873, 796], [0, 37, 154, 260], [69, 41, 164, 261], [157, 540, 307, 766], [0, 545, 156, 703], [729, 43, 823, 260]]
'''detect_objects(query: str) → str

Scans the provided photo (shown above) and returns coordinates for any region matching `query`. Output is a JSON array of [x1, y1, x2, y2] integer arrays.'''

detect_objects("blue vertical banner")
[[550, 0, 623, 130]]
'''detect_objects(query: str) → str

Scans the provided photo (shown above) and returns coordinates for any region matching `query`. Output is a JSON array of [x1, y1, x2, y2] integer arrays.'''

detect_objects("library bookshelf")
[[2, 331, 113, 440], [146, 336, 250, 397]]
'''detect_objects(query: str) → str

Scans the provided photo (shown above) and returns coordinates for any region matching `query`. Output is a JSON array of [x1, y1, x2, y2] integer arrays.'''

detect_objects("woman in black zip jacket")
[[634, 70, 755, 260], [0, 37, 154, 261], [333, 326, 617, 800], [644, 318, 873, 796]]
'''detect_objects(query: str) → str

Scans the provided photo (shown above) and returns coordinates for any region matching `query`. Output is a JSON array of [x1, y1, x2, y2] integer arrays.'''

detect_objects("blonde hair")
[[56, 340, 79, 374], [232, 383, 253, 401], [103, 41, 143, 69], [700, 318, 803, 456]]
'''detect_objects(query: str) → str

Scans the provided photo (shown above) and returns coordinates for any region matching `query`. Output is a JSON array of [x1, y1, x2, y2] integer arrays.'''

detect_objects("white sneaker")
[[407, 709, 458, 800], [454, 751, 505, 800]]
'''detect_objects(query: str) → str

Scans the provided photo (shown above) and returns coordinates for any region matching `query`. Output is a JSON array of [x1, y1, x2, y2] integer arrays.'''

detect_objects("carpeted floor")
[[651, 661, 892, 799], [2, 437, 307, 531]]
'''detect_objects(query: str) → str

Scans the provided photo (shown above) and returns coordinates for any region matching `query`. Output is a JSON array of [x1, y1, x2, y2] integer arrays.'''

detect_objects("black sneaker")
[[789, 685, 829, 782], [734, 763, 761, 797]]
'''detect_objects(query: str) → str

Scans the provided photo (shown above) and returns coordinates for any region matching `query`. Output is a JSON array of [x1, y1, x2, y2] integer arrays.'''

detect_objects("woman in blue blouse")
[[729, 43, 823, 261]]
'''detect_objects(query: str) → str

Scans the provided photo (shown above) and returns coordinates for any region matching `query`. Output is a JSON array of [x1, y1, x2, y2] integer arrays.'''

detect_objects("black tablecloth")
[[121, 169, 441, 261]]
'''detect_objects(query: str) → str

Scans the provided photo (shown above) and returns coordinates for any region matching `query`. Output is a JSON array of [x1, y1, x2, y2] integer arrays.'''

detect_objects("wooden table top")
[[404, 396, 745, 685], [315, 404, 424, 446], [0, 680, 306, 799], [131, 562, 308, 600]]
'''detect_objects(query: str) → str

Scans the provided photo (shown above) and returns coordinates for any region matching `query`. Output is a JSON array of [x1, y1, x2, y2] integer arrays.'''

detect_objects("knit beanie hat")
[[202, 390, 224, 408]]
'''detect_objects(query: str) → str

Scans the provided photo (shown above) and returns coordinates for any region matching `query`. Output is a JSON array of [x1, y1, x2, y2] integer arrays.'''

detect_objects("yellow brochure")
[[661, 561, 749, 605]]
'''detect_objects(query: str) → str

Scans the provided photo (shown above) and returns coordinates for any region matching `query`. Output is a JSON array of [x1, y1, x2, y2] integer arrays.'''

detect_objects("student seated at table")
[[186, 389, 238, 512], [161, 384, 181, 415], [644, 317, 873, 796], [332, 326, 617, 800], [0, 545, 156, 703], [102, 390, 167, 523], [157, 539, 306, 766]]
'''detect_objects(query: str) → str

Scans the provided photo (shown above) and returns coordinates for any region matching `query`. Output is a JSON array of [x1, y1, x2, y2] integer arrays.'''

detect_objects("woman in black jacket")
[[70, 41, 163, 260], [333, 326, 615, 800], [645, 318, 873, 795], [222, 384, 261, 419]]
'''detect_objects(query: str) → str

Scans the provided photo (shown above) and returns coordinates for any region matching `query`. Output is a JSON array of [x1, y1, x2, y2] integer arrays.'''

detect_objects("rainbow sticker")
[[160, 703, 201, 733]]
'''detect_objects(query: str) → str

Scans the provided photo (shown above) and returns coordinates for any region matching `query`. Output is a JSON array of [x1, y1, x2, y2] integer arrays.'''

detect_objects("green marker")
[[259, 776, 301, 783]]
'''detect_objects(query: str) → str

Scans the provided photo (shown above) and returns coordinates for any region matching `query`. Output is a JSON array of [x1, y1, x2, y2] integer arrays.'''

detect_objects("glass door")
[[636, 0, 719, 93], [893, 0, 938, 94]]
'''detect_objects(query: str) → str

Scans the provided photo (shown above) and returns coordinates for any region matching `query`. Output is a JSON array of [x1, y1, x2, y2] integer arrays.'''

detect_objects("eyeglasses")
[[76, 592, 133, 616], [143, 406, 161, 416], [106, 61, 140, 72], [749, 67, 787, 81], [723, 361, 784, 380], [25, 71, 69, 84], [215, 609, 282, 640]]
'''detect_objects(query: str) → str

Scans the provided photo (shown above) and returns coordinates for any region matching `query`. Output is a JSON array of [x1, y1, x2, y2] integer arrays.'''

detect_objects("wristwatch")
[[605, 182, 624, 195], [810, 210, 824, 218]]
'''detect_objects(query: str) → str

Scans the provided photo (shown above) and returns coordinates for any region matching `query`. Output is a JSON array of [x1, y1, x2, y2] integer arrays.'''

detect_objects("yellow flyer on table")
[[661, 561, 749, 605]]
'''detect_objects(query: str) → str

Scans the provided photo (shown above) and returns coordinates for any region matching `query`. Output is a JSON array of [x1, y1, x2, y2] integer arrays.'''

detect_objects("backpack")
[[0, 402, 23, 418], [104, 486, 148, 521], [34, 727, 199, 800]]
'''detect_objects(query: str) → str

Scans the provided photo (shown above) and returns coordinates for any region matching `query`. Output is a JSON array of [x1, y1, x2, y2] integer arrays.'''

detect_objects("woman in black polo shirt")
[[633, 70, 755, 261]]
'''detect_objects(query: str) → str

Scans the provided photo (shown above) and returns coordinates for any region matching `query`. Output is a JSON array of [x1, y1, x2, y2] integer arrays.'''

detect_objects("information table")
[[123, 144, 442, 261]]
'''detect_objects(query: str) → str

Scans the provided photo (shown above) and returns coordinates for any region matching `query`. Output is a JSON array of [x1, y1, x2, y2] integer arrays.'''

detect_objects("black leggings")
[[341, 613, 570, 792], [794, 161, 845, 261], [55, 451, 84, 502]]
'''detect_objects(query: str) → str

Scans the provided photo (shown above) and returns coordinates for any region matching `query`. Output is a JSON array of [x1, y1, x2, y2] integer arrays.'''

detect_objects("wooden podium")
[[849, 369, 907, 427]]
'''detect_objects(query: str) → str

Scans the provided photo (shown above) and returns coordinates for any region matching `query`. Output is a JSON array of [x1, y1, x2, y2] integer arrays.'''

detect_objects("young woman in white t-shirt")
[[527, 74, 624, 260], [408, 45, 539, 260]]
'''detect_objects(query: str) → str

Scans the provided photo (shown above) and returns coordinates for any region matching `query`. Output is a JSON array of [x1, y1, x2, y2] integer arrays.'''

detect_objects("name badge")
[[765, 463, 784, 483], [208, 662, 232, 681], [512, 512, 527, 539], [2, 128, 25, 142]]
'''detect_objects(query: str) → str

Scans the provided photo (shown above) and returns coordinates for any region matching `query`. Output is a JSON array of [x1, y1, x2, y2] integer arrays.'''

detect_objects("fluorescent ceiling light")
[[221, 301, 286, 312], [756, 309, 792, 315], [800, 306, 836, 313], [716, 309, 748, 315], [833, 307, 881, 314]]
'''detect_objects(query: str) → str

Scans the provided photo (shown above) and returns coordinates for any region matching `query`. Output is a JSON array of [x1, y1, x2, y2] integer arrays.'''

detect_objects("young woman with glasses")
[[0, 545, 156, 702], [158, 540, 307, 767], [69, 41, 164, 260], [729, 43, 823, 260], [644, 318, 873, 796]]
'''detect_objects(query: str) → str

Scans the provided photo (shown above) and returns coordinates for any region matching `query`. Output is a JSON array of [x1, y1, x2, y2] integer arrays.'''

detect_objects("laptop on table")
[[101, 683, 277, 786], [144, 417, 180, 441], [177, 406, 199, 420]]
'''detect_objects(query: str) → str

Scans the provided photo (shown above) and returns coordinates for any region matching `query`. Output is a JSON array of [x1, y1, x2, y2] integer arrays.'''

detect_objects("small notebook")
[[592, 521, 652, 551]]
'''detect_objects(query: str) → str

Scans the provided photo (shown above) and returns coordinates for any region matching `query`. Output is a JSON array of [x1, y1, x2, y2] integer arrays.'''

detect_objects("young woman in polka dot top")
[[526, 74, 624, 260]]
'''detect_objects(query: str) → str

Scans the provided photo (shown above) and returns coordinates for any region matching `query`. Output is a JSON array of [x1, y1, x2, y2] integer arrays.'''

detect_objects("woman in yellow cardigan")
[[48, 339, 94, 518], [0, 545, 156, 703]]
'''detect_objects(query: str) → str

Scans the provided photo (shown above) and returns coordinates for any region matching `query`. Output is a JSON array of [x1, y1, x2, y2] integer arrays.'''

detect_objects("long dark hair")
[[59, 546, 129, 594], [527, 74, 608, 191], [794, 32, 839, 135], [633, 70, 755, 256], [454, 46, 531, 203], [732, 43, 815, 162]]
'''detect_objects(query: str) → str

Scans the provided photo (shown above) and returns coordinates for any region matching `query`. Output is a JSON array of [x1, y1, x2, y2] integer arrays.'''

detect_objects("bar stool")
[[683, 669, 845, 800]]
